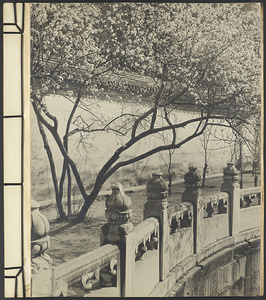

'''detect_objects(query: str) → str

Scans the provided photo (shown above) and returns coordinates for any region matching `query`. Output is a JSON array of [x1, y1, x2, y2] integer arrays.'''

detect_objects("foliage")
[[31, 3, 261, 221]]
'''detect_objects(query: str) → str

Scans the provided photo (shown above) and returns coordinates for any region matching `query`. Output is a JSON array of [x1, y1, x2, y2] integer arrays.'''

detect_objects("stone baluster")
[[182, 166, 203, 254], [221, 163, 240, 236], [100, 183, 134, 297], [144, 172, 169, 280]]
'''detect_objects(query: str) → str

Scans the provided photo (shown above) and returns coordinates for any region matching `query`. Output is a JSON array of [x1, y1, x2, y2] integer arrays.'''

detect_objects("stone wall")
[[165, 238, 261, 297], [203, 214, 229, 247]]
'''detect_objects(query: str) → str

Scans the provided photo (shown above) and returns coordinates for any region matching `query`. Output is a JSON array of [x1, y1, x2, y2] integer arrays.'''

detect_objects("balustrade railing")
[[54, 244, 120, 297], [31, 163, 261, 297]]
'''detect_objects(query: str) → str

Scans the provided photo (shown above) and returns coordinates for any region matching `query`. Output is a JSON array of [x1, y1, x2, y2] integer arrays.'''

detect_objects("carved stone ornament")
[[184, 166, 201, 188], [53, 279, 68, 297], [146, 236, 158, 250], [31, 252, 53, 274], [31, 200, 50, 241], [105, 183, 132, 224], [118, 222, 134, 236], [181, 210, 192, 227], [146, 172, 168, 193], [218, 199, 227, 214], [31, 200, 52, 272], [100, 257, 117, 287], [170, 217, 181, 233], [102, 184, 134, 243], [144, 199, 168, 211], [81, 266, 100, 290], [146, 172, 168, 210], [205, 202, 215, 217], [135, 245, 148, 260], [223, 162, 239, 182]]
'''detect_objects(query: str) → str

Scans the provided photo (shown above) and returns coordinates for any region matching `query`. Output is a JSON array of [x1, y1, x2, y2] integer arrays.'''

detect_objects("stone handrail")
[[52, 244, 120, 297], [134, 217, 159, 259]]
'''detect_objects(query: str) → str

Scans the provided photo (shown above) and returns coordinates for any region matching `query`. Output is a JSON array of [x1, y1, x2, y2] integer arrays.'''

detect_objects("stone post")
[[31, 200, 54, 297], [221, 162, 240, 236], [144, 172, 169, 280], [182, 166, 203, 254], [100, 183, 134, 297]]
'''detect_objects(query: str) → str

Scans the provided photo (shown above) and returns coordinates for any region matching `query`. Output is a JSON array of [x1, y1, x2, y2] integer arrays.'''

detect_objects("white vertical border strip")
[[2, 2, 31, 297], [23, 3, 31, 297]]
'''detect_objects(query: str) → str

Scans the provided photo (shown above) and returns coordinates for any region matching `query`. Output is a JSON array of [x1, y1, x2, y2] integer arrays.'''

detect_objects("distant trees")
[[31, 3, 261, 221]]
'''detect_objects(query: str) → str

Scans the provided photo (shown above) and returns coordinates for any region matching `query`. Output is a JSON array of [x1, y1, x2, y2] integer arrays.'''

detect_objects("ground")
[[41, 173, 259, 266]]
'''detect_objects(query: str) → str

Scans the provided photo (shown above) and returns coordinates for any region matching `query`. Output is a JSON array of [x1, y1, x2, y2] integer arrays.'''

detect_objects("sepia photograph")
[[1, 1, 263, 298]]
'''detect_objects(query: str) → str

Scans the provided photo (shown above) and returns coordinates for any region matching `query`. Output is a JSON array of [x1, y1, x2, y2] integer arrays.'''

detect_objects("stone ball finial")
[[146, 172, 167, 193], [105, 183, 132, 224], [184, 165, 201, 186]]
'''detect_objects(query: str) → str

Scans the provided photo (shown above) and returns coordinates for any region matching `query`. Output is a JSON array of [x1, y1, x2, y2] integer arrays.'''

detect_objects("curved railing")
[[31, 164, 262, 297]]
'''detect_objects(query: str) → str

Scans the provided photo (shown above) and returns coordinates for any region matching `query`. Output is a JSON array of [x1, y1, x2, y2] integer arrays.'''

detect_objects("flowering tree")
[[31, 3, 261, 221]]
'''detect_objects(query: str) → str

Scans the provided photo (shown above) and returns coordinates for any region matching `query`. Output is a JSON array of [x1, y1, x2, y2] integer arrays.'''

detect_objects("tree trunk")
[[56, 195, 67, 220], [239, 141, 243, 188], [254, 160, 258, 187], [36, 118, 66, 220], [67, 165, 72, 216], [168, 175, 172, 195], [202, 163, 208, 188], [76, 190, 99, 222], [168, 150, 173, 195]]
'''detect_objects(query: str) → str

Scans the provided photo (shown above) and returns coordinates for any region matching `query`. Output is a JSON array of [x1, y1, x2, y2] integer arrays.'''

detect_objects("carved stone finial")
[[223, 162, 239, 183], [184, 165, 201, 188], [105, 183, 132, 224], [101, 183, 134, 244], [106, 183, 132, 213], [147, 172, 167, 193], [31, 200, 50, 257], [31, 200, 50, 240], [31, 200, 53, 274], [146, 172, 168, 201]]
